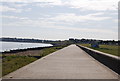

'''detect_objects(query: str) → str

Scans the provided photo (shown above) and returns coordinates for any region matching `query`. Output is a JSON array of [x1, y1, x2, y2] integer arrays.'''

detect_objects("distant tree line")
[[0, 37, 71, 46], [0, 37, 119, 46], [0, 37, 44, 43], [69, 38, 119, 45]]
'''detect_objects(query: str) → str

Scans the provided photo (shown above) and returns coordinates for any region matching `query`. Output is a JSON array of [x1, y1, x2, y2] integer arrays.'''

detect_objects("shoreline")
[[1, 46, 54, 54], [2, 44, 69, 76]]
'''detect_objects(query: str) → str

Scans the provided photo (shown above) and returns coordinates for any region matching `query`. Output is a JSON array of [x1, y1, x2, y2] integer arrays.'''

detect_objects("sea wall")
[[76, 44, 120, 74], [1, 46, 54, 54]]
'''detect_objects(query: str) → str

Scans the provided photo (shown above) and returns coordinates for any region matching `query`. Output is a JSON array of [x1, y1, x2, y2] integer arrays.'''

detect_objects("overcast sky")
[[0, 0, 119, 40]]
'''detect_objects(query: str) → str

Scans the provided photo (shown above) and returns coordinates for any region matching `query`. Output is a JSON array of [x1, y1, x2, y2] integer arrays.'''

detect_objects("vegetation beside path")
[[80, 44, 119, 56], [2, 45, 68, 76]]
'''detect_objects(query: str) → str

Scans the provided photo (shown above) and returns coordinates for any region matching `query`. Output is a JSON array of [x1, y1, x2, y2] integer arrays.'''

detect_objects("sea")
[[0, 41, 53, 52]]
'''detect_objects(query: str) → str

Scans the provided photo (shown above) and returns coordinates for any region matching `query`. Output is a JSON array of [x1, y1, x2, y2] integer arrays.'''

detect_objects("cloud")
[[0, 4, 32, 13], [63, 0, 119, 11], [2, 15, 116, 35], [1, 0, 118, 40], [0, 0, 61, 3], [9, 3, 29, 7], [1, 15, 29, 20], [1, 0, 118, 11], [48, 13, 111, 24], [113, 19, 118, 23], [0, 5, 22, 12], [29, 0, 118, 11], [32, 0, 62, 8], [2, 13, 117, 40]]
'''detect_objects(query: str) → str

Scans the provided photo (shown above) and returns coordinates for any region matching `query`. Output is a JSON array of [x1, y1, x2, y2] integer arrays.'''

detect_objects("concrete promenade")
[[3, 45, 118, 79]]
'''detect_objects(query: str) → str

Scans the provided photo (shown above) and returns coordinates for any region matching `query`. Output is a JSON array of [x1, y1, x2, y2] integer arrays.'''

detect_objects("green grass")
[[35, 45, 68, 57], [2, 45, 68, 76], [2, 56, 38, 76], [38, 47, 59, 57], [0, 59, 2, 77], [80, 44, 119, 56]]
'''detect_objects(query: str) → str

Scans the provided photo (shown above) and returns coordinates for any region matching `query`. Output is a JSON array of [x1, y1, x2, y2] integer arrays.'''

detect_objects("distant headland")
[[0, 37, 119, 46]]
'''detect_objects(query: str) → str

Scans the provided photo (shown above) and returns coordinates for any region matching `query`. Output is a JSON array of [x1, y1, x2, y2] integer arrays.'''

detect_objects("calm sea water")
[[0, 41, 53, 52]]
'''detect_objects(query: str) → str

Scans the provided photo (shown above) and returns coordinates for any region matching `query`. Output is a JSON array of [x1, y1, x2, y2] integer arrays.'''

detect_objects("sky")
[[0, 0, 119, 40]]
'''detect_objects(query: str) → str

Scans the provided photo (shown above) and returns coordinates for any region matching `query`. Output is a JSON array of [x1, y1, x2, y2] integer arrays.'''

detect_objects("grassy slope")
[[80, 44, 119, 56], [2, 45, 68, 76], [2, 56, 37, 76]]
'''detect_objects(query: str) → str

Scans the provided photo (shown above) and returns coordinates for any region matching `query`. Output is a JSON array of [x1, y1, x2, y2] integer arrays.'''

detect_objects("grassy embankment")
[[2, 45, 68, 76], [80, 44, 119, 56]]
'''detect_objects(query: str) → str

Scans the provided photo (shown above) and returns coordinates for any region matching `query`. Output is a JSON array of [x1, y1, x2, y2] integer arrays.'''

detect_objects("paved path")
[[4, 45, 118, 79]]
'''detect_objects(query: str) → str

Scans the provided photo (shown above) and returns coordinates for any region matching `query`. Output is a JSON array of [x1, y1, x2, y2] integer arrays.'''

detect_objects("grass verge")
[[80, 44, 119, 56], [2, 56, 37, 76], [2, 45, 68, 76]]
